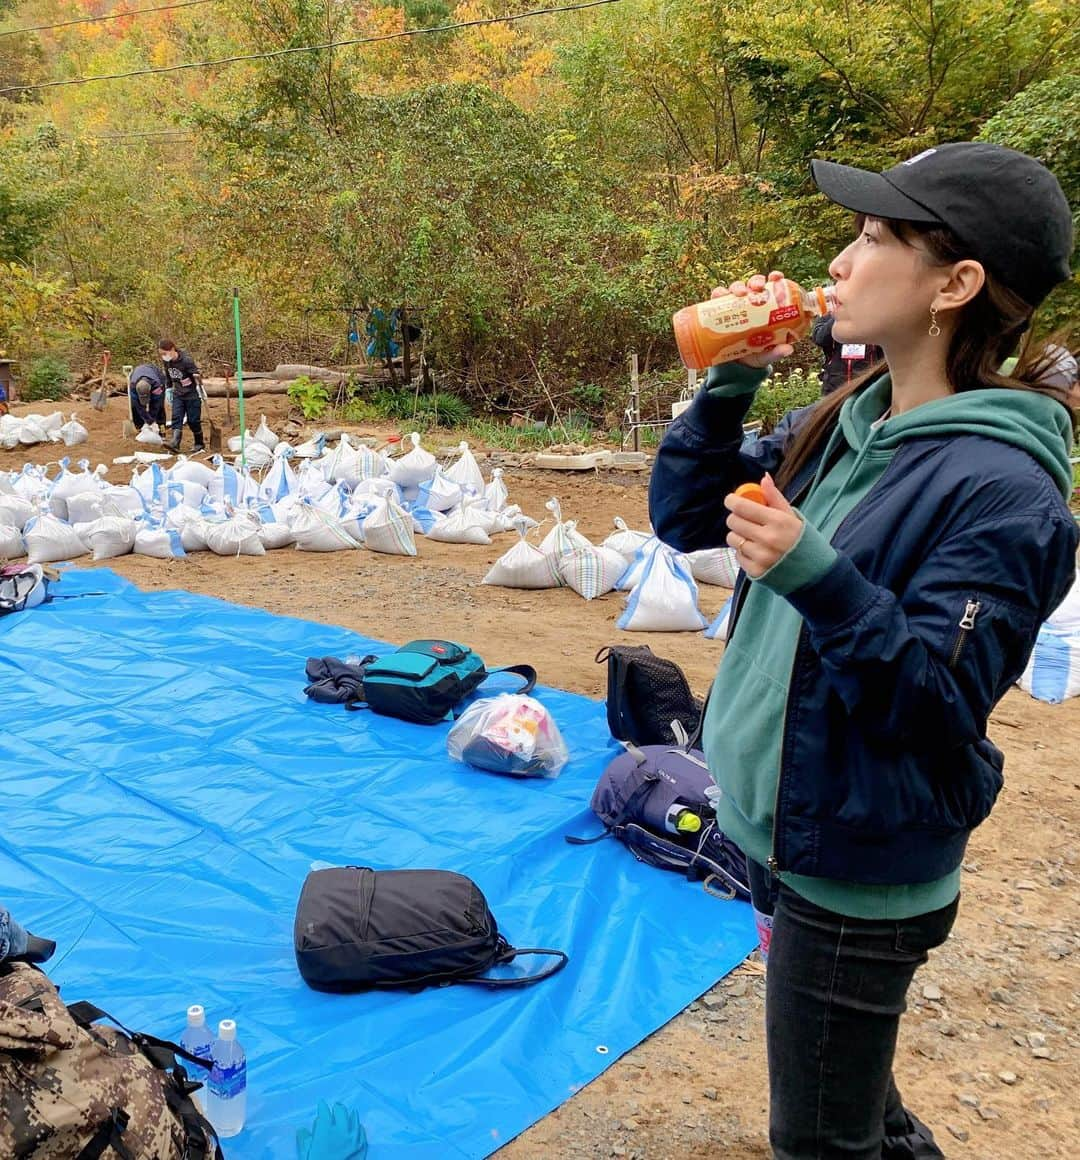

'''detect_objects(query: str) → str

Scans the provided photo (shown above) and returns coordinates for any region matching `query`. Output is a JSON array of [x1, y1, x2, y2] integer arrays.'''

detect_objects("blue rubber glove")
[[296, 1101, 368, 1160]]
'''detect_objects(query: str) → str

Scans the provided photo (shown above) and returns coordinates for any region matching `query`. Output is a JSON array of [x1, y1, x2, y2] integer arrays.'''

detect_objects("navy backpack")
[[569, 740, 750, 901]]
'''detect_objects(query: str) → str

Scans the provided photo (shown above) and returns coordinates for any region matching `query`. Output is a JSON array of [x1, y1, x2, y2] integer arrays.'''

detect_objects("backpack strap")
[[76, 1109, 134, 1160], [459, 939, 569, 989], [565, 760, 660, 845], [479, 664, 537, 695]]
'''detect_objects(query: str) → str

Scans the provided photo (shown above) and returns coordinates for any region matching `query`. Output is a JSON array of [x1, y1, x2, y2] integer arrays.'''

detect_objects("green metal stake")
[[232, 287, 247, 469]]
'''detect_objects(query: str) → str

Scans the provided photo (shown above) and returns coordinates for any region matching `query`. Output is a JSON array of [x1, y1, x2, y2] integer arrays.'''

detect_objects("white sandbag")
[[289, 501, 362, 553], [207, 459, 258, 506], [1018, 571, 1080, 702], [24, 512, 89, 565], [134, 523, 186, 559], [687, 546, 740, 587], [443, 441, 484, 496], [256, 512, 295, 550], [136, 424, 164, 446], [416, 469, 463, 514], [39, 411, 64, 435], [351, 477, 399, 502], [0, 525, 25, 558], [602, 517, 652, 564], [292, 433, 327, 459], [132, 462, 168, 505], [159, 479, 208, 513], [0, 414, 21, 449], [459, 502, 505, 536], [253, 414, 278, 449], [49, 460, 107, 520], [179, 516, 210, 553], [484, 467, 509, 512], [75, 515, 137, 561], [170, 457, 218, 487], [0, 495, 35, 530], [539, 499, 593, 569], [704, 597, 733, 642], [361, 497, 417, 556], [323, 434, 363, 485], [227, 430, 253, 454], [64, 491, 107, 525], [18, 416, 50, 445], [203, 512, 265, 557], [259, 452, 298, 503], [234, 441, 273, 470], [614, 536, 662, 591], [426, 506, 492, 545], [295, 460, 335, 500], [12, 465, 49, 501], [617, 546, 707, 632], [96, 485, 146, 520], [59, 413, 89, 447], [558, 545, 628, 600], [388, 432, 436, 488], [482, 520, 559, 589]]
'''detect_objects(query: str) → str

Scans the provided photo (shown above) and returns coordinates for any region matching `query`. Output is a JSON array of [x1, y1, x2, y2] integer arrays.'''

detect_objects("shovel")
[[90, 350, 111, 412], [121, 364, 137, 438]]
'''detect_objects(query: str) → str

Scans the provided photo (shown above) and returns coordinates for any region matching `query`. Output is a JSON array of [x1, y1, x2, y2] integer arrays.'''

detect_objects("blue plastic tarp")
[[1, 569, 755, 1158]]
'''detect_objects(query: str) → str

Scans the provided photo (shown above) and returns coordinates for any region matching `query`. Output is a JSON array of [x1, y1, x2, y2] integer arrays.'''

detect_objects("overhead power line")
[[0, 0, 621, 96], [0, 0, 216, 40]]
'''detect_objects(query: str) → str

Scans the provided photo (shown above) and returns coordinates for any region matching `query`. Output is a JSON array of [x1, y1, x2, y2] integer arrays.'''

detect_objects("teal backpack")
[[353, 639, 537, 725]]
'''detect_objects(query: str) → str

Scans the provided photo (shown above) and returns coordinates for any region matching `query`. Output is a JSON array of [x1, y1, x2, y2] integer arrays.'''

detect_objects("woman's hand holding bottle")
[[709, 271, 796, 368]]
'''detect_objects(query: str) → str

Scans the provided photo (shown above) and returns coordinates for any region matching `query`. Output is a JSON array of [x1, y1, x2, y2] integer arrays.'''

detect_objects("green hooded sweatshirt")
[[702, 368, 1073, 919]]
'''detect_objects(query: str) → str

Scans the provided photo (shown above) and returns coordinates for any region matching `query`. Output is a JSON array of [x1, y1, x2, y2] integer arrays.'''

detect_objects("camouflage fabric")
[[0, 962, 210, 1158]]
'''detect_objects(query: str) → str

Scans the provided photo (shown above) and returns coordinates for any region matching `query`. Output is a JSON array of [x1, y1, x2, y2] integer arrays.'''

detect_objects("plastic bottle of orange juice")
[[672, 279, 838, 371]]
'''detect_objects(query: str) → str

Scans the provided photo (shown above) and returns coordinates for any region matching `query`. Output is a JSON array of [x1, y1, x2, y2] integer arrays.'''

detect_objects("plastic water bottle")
[[207, 1019, 247, 1138], [180, 1005, 214, 1113], [180, 1004, 214, 1069]]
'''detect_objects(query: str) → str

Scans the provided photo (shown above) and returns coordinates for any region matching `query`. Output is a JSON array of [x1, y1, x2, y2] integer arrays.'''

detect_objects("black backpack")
[[567, 741, 750, 901], [596, 644, 703, 746], [294, 866, 569, 992], [306, 640, 537, 725]]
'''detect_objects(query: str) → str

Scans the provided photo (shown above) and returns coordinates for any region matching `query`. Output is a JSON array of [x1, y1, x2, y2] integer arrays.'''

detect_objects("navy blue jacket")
[[650, 386, 1078, 885]]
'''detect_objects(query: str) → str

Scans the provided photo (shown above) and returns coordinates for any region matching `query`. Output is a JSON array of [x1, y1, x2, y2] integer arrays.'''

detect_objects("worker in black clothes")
[[810, 314, 883, 395], [129, 362, 167, 432], [159, 339, 204, 453]]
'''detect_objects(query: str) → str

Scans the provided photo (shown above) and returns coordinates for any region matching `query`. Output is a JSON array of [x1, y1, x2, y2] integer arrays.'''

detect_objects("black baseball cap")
[[811, 142, 1074, 308]]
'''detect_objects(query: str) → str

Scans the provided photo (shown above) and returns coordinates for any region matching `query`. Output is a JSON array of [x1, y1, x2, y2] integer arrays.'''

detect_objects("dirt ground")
[[8, 393, 1079, 1159]]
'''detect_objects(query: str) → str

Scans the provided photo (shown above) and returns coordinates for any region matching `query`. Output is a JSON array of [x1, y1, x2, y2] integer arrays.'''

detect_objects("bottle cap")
[[187, 1004, 205, 1026], [675, 811, 703, 834], [218, 1019, 236, 1041]]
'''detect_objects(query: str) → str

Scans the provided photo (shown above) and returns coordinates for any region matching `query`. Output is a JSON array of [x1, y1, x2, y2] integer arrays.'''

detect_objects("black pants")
[[170, 392, 203, 447], [765, 879, 958, 1159]]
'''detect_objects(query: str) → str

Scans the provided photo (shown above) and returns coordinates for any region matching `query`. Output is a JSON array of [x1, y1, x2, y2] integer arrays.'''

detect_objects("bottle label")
[[210, 1061, 247, 1100], [768, 304, 800, 325]]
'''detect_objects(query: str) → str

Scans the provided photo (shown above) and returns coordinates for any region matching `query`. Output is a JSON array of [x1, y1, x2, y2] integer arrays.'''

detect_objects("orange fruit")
[[734, 481, 767, 505]]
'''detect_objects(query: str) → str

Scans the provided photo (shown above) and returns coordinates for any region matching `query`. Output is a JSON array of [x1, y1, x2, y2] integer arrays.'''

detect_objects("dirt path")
[[8, 395, 1079, 1159]]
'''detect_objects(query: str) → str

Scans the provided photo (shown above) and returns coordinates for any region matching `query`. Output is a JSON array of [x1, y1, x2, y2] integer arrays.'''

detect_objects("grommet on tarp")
[[596, 1045, 609, 1055]]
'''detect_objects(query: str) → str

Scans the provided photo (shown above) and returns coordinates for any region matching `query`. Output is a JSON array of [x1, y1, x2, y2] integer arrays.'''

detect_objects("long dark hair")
[[775, 216, 1074, 491]]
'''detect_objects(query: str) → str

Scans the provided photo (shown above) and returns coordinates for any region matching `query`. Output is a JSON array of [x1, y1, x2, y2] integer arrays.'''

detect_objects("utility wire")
[[0, 0, 216, 40], [0, 0, 621, 96]]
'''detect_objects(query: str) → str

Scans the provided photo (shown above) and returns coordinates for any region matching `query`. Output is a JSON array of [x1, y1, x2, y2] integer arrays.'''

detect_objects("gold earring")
[[928, 306, 941, 338]]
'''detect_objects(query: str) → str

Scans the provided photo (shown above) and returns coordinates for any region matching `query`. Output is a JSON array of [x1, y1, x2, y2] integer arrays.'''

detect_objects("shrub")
[[22, 354, 70, 402], [287, 375, 330, 419], [746, 367, 822, 432]]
